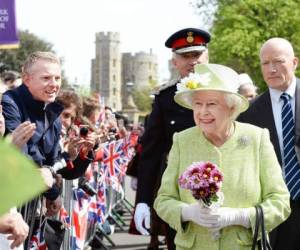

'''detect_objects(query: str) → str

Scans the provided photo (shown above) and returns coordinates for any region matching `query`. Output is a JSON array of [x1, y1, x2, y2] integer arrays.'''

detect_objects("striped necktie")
[[281, 92, 300, 200]]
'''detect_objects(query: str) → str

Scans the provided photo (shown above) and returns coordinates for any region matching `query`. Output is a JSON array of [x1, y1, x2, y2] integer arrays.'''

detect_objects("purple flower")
[[178, 161, 223, 204], [211, 170, 223, 183], [192, 187, 209, 199]]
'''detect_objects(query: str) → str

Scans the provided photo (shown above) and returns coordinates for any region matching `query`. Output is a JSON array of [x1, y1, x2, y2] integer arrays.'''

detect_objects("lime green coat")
[[154, 122, 290, 250]]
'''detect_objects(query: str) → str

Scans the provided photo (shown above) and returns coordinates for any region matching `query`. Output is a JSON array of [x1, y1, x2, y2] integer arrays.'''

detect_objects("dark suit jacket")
[[136, 81, 195, 206], [238, 78, 300, 165], [238, 78, 300, 250]]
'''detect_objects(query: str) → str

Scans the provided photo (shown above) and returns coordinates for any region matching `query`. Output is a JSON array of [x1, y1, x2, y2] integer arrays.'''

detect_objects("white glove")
[[134, 203, 151, 235], [181, 203, 219, 228], [212, 207, 251, 230]]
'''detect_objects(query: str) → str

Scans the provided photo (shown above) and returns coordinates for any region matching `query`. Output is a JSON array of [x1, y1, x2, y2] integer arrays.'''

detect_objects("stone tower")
[[91, 32, 122, 110], [122, 49, 158, 88]]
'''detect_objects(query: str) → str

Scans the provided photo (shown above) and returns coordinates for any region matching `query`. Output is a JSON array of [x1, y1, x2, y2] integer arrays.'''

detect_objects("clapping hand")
[[11, 121, 36, 148]]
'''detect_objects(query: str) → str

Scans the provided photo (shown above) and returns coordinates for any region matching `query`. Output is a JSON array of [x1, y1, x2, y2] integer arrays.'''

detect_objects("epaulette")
[[152, 79, 179, 95]]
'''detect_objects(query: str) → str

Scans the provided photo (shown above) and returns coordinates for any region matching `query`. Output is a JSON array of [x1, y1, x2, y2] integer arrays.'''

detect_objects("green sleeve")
[[249, 128, 291, 233], [154, 132, 188, 233]]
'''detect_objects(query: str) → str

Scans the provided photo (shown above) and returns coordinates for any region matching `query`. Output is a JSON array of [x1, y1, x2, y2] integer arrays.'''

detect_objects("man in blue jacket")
[[1, 51, 94, 248]]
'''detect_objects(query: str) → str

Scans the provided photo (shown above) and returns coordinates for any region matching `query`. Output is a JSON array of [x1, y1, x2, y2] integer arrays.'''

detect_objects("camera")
[[108, 128, 117, 134], [79, 126, 89, 137], [78, 177, 97, 196], [107, 127, 118, 141]]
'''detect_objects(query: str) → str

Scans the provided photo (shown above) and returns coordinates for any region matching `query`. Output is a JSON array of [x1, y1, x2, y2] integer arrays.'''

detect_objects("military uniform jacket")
[[136, 80, 195, 206]]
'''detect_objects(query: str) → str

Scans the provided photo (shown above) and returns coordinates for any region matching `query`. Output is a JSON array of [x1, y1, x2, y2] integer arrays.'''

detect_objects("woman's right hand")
[[66, 137, 83, 160], [181, 203, 219, 228]]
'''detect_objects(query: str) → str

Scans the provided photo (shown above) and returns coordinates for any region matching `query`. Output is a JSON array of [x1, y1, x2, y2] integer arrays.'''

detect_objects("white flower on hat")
[[177, 72, 211, 92]]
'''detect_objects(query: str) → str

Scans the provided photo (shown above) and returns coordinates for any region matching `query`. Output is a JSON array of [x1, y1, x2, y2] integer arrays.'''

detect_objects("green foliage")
[[0, 140, 46, 216], [0, 29, 69, 86], [76, 84, 91, 97], [132, 79, 157, 112], [193, 0, 300, 91], [132, 85, 153, 112], [0, 30, 53, 73]]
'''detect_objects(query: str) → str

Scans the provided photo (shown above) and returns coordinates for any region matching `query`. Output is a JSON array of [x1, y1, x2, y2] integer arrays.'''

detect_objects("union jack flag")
[[96, 164, 107, 223], [59, 206, 70, 229], [102, 140, 124, 186], [71, 188, 90, 250], [29, 220, 47, 250]]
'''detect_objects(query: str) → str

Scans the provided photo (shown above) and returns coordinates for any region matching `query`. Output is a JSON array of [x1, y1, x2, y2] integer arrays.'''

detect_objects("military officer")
[[134, 28, 211, 250]]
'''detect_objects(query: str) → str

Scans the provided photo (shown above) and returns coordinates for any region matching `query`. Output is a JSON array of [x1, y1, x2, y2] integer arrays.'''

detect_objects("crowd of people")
[[0, 52, 142, 250], [1, 26, 299, 250]]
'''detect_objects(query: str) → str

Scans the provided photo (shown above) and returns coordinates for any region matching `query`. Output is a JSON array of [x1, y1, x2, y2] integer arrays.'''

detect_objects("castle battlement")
[[95, 31, 120, 42], [91, 31, 158, 112]]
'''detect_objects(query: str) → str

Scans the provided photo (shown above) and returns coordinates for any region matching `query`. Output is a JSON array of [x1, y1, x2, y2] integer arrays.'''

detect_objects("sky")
[[15, 0, 206, 85]]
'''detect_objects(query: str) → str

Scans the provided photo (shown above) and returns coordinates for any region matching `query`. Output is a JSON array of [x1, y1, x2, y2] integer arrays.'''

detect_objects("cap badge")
[[186, 32, 194, 44]]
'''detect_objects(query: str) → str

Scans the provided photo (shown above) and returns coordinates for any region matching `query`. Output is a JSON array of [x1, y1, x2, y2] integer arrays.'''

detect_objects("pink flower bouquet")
[[178, 161, 223, 207]]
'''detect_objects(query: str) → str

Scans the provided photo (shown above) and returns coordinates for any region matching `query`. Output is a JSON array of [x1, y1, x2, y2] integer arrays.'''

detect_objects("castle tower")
[[91, 32, 122, 110], [122, 49, 158, 88]]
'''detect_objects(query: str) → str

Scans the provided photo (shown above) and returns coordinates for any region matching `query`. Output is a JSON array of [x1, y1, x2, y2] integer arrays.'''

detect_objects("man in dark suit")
[[134, 28, 210, 250], [238, 37, 300, 250]]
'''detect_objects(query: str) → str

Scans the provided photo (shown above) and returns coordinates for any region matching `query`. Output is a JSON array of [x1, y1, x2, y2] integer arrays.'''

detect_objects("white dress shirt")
[[269, 77, 297, 169]]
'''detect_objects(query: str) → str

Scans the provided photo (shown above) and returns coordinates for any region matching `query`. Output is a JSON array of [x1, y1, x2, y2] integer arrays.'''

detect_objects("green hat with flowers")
[[174, 63, 249, 113]]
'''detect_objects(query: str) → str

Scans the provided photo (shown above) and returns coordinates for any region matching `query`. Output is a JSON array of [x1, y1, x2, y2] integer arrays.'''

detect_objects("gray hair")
[[22, 51, 60, 74], [172, 49, 208, 60], [238, 83, 258, 94], [224, 93, 245, 120]]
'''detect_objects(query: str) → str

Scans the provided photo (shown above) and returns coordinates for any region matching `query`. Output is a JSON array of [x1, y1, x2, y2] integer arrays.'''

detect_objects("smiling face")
[[60, 103, 77, 130], [260, 38, 298, 91], [192, 91, 234, 138], [23, 59, 62, 102]]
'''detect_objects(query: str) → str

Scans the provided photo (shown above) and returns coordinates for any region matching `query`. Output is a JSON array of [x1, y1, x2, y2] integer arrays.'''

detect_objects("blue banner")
[[0, 0, 19, 49]]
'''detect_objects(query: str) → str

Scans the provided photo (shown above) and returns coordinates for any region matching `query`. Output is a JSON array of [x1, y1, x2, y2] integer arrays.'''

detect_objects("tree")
[[193, 0, 300, 91], [0, 30, 69, 86], [132, 79, 157, 112], [0, 30, 53, 73]]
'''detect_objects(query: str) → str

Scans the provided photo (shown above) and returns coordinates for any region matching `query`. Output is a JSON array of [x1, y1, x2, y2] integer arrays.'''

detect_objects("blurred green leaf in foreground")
[[0, 140, 46, 216]]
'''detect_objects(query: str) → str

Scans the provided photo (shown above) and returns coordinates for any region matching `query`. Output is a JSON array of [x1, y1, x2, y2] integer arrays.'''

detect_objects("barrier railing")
[[60, 136, 137, 250]]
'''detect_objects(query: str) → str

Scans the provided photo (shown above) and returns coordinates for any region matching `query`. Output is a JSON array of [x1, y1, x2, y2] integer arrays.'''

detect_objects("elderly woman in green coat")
[[154, 63, 290, 250]]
